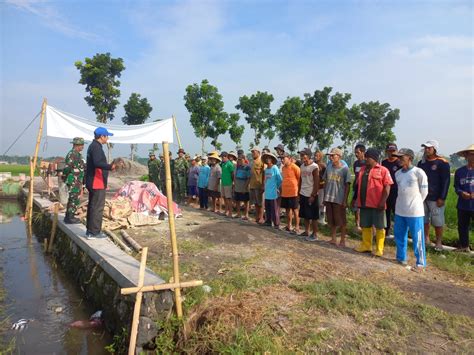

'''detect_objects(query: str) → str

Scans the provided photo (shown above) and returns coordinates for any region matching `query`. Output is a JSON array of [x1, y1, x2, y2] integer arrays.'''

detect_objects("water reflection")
[[0, 201, 111, 354]]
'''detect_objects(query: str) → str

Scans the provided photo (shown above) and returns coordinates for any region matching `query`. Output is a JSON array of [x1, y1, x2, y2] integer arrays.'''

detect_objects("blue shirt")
[[197, 165, 211, 188], [454, 165, 474, 211], [187, 166, 200, 187], [417, 157, 450, 201], [264, 165, 282, 200], [235, 164, 251, 180]]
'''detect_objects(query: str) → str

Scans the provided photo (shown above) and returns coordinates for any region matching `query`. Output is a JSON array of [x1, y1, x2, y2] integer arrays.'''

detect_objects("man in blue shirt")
[[454, 144, 474, 252], [417, 140, 450, 250]]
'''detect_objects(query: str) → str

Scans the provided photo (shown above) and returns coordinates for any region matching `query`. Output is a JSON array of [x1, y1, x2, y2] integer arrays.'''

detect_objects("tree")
[[75, 53, 125, 123], [184, 79, 228, 154], [304, 87, 351, 152], [358, 101, 400, 150], [274, 96, 310, 152], [122, 93, 153, 161], [338, 104, 364, 151], [227, 113, 245, 149], [236, 91, 274, 147]]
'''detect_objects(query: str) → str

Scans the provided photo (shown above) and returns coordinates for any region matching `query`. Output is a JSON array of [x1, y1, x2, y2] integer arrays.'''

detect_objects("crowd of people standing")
[[145, 140, 473, 271]]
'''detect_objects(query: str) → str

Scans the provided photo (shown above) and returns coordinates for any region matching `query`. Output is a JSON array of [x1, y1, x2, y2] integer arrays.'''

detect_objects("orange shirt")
[[356, 164, 393, 209], [281, 163, 301, 197]]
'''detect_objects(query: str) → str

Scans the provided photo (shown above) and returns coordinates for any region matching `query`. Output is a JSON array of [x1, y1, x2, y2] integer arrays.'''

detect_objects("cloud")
[[391, 35, 473, 58], [5, 0, 100, 41]]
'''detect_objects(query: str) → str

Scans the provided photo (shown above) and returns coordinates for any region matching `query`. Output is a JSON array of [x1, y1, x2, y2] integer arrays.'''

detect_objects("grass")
[[0, 164, 36, 176], [428, 251, 474, 282]]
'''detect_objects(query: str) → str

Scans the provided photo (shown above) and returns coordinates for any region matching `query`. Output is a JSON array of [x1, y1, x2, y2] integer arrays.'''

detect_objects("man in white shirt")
[[392, 148, 429, 270]]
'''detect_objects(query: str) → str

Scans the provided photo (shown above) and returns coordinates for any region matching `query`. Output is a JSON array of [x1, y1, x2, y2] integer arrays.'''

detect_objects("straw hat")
[[262, 152, 277, 164], [207, 152, 222, 162], [456, 144, 474, 157]]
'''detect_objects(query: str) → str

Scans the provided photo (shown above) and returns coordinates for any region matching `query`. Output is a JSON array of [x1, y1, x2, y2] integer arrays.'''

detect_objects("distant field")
[[0, 164, 37, 176]]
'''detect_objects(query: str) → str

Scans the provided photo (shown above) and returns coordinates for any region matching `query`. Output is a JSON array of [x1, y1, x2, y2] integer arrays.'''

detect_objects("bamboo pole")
[[121, 280, 203, 295], [119, 229, 143, 252], [162, 142, 183, 318], [28, 99, 47, 226], [47, 202, 59, 253], [172, 115, 182, 149], [128, 247, 148, 355], [103, 229, 133, 254], [26, 156, 34, 222]]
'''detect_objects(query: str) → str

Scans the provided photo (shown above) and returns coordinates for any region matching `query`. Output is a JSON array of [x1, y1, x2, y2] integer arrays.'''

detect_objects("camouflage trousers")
[[175, 175, 186, 202], [67, 183, 81, 215]]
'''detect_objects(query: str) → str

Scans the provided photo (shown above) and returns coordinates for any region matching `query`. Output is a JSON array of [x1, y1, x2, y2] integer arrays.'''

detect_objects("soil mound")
[[111, 158, 147, 177]]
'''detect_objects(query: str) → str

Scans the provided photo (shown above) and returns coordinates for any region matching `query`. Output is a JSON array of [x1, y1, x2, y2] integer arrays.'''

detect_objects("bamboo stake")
[[121, 280, 203, 295], [103, 229, 132, 254], [119, 229, 143, 252], [26, 156, 34, 222], [162, 142, 183, 318], [172, 115, 182, 149], [128, 247, 148, 355], [28, 99, 47, 226], [47, 202, 59, 253]]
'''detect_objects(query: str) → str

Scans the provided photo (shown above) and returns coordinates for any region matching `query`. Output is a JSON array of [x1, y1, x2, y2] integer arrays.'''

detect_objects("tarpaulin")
[[46, 105, 174, 144]]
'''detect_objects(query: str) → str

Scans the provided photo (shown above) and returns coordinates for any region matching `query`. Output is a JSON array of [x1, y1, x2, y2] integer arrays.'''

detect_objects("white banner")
[[46, 105, 174, 144]]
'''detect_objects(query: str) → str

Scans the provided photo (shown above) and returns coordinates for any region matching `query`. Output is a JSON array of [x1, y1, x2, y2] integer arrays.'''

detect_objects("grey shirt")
[[208, 164, 222, 191], [323, 164, 351, 204]]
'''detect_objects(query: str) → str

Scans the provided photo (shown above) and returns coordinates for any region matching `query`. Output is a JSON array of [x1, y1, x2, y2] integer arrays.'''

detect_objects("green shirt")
[[221, 160, 235, 186], [360, 167, 370, 207]]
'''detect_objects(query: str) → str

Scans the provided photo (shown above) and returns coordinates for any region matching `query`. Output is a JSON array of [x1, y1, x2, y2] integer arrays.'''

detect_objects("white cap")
[[421, 140, 439, 151]]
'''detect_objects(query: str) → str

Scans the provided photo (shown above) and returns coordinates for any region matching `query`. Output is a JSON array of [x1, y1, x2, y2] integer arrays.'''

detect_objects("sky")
[[0, 0, 472, 159]]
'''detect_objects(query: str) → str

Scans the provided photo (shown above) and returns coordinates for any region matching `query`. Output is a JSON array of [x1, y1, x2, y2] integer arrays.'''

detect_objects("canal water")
[[0, 201, 112, 354]]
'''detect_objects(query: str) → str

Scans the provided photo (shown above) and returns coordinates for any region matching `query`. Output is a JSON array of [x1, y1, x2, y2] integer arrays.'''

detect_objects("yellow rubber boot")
[[355, 228, 372, 252], [373, 229, 386, 256]]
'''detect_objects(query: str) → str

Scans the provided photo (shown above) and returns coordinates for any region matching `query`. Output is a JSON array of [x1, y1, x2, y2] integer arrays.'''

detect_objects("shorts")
[[221, 185, 233, 199], [299, 194, 319, 220], [280, 196, 299, 209], [423, 200, 445, 227], [208, 189, 221, 198], [249, 188, 263, 206], [234, 192, 250, 202], [187, 185, 198, 197], [360, 208, 386, 229], [325, 201, 347, 227]]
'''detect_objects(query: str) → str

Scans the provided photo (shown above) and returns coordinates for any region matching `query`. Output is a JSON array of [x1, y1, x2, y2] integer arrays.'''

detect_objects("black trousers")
[[198, 187, 209, 209], [457, 209, 473, 248], [385, 189, 397, 233], [86, 189, 106, 235]]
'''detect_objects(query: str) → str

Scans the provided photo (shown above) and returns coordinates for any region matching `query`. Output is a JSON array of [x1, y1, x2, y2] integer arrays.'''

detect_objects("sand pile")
[[111, 158, 147, 177]]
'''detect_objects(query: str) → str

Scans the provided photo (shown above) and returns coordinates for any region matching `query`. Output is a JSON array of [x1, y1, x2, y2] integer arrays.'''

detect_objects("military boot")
[[64, 213, 81, 224]]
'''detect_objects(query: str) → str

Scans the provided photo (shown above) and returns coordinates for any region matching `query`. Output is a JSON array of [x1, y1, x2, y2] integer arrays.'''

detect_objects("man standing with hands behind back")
[[85, 127, 116, 240]]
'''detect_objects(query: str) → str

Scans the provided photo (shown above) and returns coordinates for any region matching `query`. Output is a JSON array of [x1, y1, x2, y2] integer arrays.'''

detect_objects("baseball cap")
[[94, 127, 114, 136], [298, 148, 312, 157], [421, 140, 439, 151], [220, 151, 228, 157], [251, 146, 261, 152], [385, 143, 397, 151], [274, 144, 285, 152], [393, 148, 414, 159], [326, 147, 343, 156]]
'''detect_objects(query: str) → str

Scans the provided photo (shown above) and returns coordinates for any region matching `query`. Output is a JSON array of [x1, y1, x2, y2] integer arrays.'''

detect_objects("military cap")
[[71, 137, 85, 145]]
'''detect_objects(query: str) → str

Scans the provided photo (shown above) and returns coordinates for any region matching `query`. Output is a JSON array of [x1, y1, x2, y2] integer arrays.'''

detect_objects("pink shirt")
[[356, 164, 393, 209]]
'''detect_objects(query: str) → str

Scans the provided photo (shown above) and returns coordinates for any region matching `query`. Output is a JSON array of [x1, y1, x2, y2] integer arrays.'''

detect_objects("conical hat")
[[261, 152, 277, 164], [207, 152, 222, 161], [457, 144, 474, 156]]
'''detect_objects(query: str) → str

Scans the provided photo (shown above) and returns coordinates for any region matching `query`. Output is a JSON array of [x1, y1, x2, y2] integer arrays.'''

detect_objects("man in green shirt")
[[220, 151, 235, 217]]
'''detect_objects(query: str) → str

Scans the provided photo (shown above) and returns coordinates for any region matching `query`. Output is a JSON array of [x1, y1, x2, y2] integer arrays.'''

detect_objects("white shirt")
[[300, 162, 318, 197], [395, 166, 428, 217]]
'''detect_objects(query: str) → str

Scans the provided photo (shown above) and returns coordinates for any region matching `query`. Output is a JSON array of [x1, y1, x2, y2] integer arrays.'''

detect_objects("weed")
[[210, 270, 279, 296], [428, 252, 474, 281], [105, 327, 129, 354]]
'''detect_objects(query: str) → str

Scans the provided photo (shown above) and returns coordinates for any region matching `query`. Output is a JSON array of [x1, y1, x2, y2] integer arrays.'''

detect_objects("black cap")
[[298, 148, 312, 157], [365, 148, 380, 161], [385, 143, 398, 151], [274, 144, 285, 152], [220, 151, 228, 157]]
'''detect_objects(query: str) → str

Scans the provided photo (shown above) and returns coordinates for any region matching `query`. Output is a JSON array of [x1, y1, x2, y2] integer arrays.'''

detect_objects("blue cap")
[[94, 127, 114, 136]]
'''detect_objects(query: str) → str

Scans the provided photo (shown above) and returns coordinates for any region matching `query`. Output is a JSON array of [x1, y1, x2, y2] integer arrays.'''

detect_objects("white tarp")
[[46, 105, 174, 144]]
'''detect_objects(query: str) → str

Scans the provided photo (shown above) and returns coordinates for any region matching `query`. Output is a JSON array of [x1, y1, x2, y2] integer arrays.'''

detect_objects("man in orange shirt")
[[281, 152, 301, 234], [354, 148, 393, 256]]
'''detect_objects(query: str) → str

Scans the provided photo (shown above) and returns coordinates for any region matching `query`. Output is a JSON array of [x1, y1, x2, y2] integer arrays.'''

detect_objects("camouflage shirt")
[[64, 149, 85, 186], [148, 158, 160, 177], [174, 157, 189, 176]]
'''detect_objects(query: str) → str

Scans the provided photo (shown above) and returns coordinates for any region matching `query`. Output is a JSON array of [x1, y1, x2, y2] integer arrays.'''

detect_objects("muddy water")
[[0, 201, 111, 354]]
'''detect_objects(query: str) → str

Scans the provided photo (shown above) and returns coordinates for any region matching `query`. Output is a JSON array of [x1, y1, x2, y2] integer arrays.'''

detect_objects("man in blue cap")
[[85, 127, 116, 239]]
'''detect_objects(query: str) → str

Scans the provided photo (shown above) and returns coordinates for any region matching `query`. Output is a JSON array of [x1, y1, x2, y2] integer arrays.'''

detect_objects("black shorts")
[[234, 192, 250, 202], [208, 189, 221, 198], [298, 194, 319, 220], [280, 196, 299, 209]]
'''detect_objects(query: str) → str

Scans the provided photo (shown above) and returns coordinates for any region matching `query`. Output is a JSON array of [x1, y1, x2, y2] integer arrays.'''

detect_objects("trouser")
[[385, 189, 397, 233], [176, 175, 186, 202], [457, 209, 473, 248], [86, 189, 106, 235], [394, 215, 426, 267], [318, 189, 325, 220], [265, 199, 280, 226], [66, 183, 81, 215], [199, 188, 209, 209]]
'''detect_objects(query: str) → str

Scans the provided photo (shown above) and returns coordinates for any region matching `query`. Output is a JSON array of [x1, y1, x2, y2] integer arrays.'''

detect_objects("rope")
[[2, 111, 41, 155]]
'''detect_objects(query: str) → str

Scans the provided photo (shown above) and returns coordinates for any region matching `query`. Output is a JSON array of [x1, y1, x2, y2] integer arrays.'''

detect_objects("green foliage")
[[0, 164, 36, 176], [105, 327, 129, 354], [184, 79, 229, 153], [236, 91, 274, 146], [75, 52, 125, 123], [227, 113, 245, 147], [358, 101, 400, 150], [449, 153, 465, 169], [275, 96, 310, 152], [338, 104, 364, 150], [303, 87, 351, 151], [122, 93, 153, 126]]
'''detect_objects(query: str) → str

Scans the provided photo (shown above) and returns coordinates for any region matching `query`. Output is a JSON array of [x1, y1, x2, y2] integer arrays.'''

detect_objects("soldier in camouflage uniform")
[[147, 151, 160, 189], [174, 148, 189, 202], [63, 137, 85, 224], [158, 154, 166, 191]]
